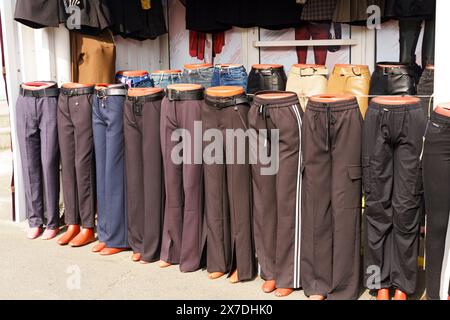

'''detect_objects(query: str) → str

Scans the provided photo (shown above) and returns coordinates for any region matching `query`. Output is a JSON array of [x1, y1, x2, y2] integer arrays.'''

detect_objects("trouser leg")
[[39, 97, 60, 229], [311, 22, 330, 65], [422, 19, 435, 67], [399, 19, 423, 65], [329, 107, 362, 300], [295, 24, 310, 64]]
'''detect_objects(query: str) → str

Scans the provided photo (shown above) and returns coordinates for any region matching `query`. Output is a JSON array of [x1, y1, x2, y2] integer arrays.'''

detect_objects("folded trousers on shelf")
[[201, 94, 256, 281], [58, 87, 96, 228], [286, 66, 328, 111], [92, 87, 129, 248], [301, 98, 363, 300], [363, 101, 426, 295], [124, 92, 165, 262], [16, 85, 60, 229], [160, 90, 204, 272], [249, 92, 303, 289], [327, 65, 371, 118], [423, 111, 450, 300]]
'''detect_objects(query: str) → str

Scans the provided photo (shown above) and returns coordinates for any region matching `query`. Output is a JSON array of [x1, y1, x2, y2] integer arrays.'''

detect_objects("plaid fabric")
[[301, 0, 338, 21]]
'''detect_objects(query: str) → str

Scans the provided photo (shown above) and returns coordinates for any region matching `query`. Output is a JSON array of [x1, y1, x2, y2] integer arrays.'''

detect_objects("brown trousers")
[[58, 88, 96, 228], [301, 98, 362, 300], [248, 92, 303, 289], [160, 93, 204, 272], [70, 29, 116, 84], [124, 93, 165, 263], [202, 95, 256, 281]]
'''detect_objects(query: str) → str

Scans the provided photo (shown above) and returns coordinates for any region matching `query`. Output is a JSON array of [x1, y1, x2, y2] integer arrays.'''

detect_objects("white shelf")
[[253, 39, 359, 48]]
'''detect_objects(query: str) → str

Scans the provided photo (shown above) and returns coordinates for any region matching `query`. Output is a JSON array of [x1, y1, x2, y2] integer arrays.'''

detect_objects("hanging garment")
[[333, 0, 385, 25], [92, 85, 129, 249], [61, 0, 113, 35], [249, 92, 303, 289], [423, 110, 450, 300], [384, 0, 436, 20], [301, 0, 338, 21], [14, 0, 65, 29], [70, 29, 116, 84], [301, 97, 362, 300], [286, 65, 328, 111], [295, 22, 331, 65], [16, 83, 60, 229], [185, 0, 231, 33], [124, 90, 166, 263], [202, 93, 256, 281], [363, 99, 426, 296], [58, 86, 96, 229], [160, 86, 205, 272]]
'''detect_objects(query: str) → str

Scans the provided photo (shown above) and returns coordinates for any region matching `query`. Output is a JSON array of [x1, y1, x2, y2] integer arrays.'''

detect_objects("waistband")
[[332, 65, 370, 76], [166, 88, 204, 101], [60, 86, 95, 97], [375, 62, 414, 75], [205, 94, 249, 109], [369, 101, 421, 112], [251, 67, 284, 75], [290, 66, 328, 77], [430, 111, 450, 126], [307, 98, 360, 112], [253, 91, 300, 108], [151, 71, 182, 77], [95, 85, 128, 98], [126, 91, 165, 104], [116, 74, 151, 84], [20, 86, 59, 98], [214, 65, 245, 71], [183, 66, 214, 73]]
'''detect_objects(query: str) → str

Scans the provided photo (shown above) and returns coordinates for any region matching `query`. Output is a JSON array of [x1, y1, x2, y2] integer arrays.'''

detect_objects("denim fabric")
[[211, 65, 248, 91], [116, 74, 154, 88], [92, 89, 129, 248], [182, 67, 214, 88], [150, 72, 182, 89]]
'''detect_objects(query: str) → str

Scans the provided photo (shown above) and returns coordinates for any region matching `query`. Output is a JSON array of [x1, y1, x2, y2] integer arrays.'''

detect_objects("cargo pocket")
[[362, 157, 371, 195], [345, 165, 362, 209]]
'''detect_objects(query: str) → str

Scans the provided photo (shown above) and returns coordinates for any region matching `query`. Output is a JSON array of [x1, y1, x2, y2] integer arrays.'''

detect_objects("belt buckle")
[[168, 90, 178, 101], [97, 90, 107, 99]]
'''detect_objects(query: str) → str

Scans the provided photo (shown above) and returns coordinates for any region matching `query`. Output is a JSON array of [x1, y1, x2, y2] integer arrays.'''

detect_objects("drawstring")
[[420, 93, 435, 161], [324, 104, 336, 152], [259, 105, 271, 157]]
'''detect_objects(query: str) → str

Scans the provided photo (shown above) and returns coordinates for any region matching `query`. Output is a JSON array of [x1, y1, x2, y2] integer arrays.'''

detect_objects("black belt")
[[377, 65, 413, 76], [20, 87, 59, 98], [60, 86, 95, 96], [95, 88, 128, 99], [166, 88, 204, 101], [127, 91, 165, 116], [205, 94, 249, 109], [253, 68, 283, 76]]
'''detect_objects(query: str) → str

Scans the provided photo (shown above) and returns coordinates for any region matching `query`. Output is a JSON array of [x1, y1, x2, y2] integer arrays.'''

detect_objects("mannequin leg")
[[295, 24, 311, 64]]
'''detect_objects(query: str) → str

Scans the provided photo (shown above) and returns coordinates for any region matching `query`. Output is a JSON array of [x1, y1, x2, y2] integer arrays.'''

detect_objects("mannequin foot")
[[275, 288, 294, 297], [139, 260, 150, 265], [57, 225, 81, 245], [229, 270, 239, 284], [208, 272, 225, 280], [310, 295, 326, 300], [27, 227, 43, 240], [99, 247, 127, 256], [262, 280, 276, 293], [92, 242, 106, 253], [393, 289, 407, 301], [132, 253, 141, 262], [41, 228, 59, 240], [377, 289, 390, 300], [159, 260, 172, 268], [69, 228, 95, 247]]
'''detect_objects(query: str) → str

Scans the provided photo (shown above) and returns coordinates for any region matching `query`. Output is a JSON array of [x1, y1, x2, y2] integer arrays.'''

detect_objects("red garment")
[[295, 22, 330, 65], [189, 31, 225, 61]]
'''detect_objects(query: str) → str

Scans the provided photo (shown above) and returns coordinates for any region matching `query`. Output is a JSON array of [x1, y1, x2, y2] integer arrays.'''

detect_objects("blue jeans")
[[92, 93, 129, 248], [211, 65, 248, 91], [151, 72, 182, 89], [116, 74, 154, 88], [182, 67, 214, 88]]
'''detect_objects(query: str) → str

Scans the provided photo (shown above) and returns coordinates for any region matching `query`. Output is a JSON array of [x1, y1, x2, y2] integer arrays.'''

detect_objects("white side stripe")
[[291, 104, 303, 289], [440, 210, 450, 299]]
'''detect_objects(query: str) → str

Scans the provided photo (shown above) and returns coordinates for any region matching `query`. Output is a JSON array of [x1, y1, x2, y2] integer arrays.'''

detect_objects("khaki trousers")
[[286, 66, 328, 111], [327, 65, 371, 118]]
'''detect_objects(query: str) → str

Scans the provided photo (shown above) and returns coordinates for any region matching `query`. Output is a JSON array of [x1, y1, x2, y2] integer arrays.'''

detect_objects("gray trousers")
[[58, 91, 96, 228], [16, 92, 60, 229], [160, 96, 204, 272]]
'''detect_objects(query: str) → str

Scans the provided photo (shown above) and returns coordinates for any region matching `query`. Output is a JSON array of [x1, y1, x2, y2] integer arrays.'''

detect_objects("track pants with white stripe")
[[301, 98, 362, 300], [424, 111, 450, 300], [249, 92, 303, 289]]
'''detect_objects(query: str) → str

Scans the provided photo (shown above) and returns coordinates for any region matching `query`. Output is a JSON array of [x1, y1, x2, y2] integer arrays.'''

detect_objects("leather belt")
[[253, 67, 283, 76], [377, 65, 413, 76], [205, 94, 249, 109], [95, 88, 128, 99], [60, 87, 95, 96], [166, 88, 204, 101], [126, 91, 165, 104], [20, 87, 60, 98]]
